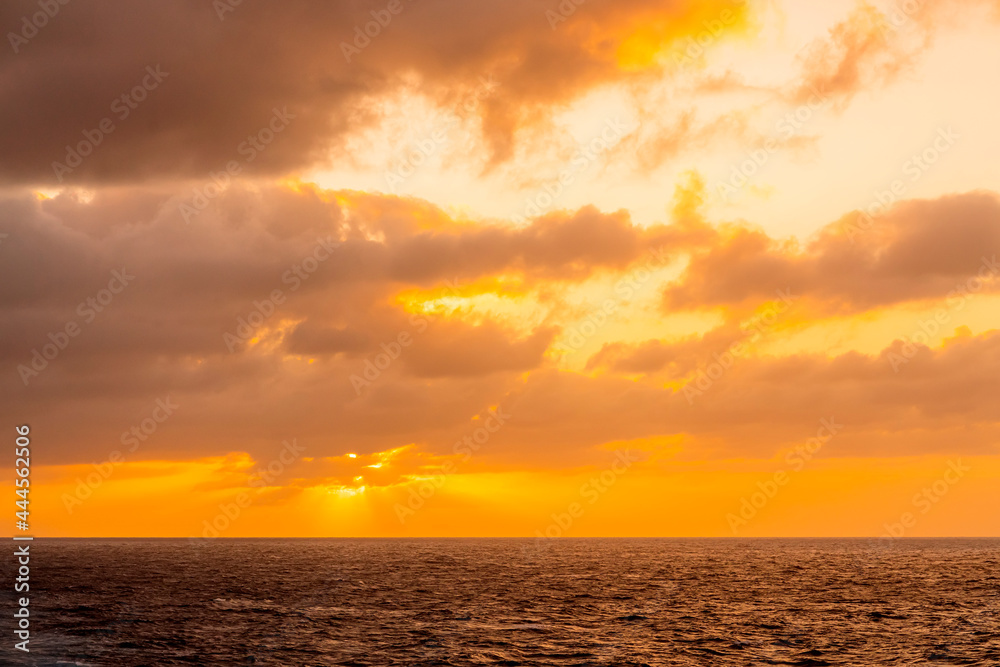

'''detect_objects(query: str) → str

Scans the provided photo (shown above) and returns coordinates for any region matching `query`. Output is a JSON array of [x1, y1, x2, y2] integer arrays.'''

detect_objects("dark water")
[[1, 538, 998, 666]]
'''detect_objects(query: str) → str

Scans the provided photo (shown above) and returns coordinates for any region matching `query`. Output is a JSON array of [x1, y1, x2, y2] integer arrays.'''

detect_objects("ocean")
[[2, 538, 998, 665]]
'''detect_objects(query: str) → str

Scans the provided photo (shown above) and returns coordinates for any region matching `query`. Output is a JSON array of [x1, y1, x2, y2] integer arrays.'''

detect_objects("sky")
[[2, 0, 999, 538]]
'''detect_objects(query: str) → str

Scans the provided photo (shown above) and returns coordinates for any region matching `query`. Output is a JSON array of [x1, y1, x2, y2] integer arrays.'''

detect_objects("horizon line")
[[12, 535, 1000, 540]]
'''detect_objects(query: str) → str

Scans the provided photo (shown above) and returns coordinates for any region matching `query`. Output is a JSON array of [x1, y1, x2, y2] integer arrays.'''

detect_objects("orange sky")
[[3, 0, 999, 537]]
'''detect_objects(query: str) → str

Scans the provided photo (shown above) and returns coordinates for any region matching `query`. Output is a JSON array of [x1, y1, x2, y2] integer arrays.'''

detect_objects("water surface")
[[2, 538, 997, 665]]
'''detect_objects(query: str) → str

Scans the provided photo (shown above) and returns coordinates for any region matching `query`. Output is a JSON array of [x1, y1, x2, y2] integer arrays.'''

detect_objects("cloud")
[[663, 191, 1000, 313], [0, 183, 663, 464], [497, 328, 1000, 463], [404, 321, 557, 378], [790, 2, 932, 109], [3, 181, 999, 472], [0, 0, 752, 185], [585, 323, 745, 375], [284, 324, 370, 356]]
